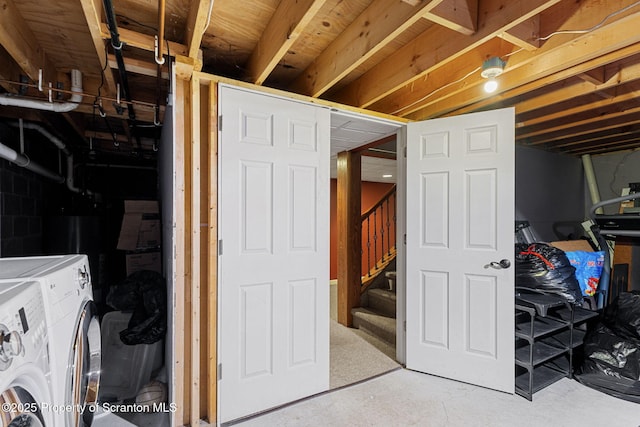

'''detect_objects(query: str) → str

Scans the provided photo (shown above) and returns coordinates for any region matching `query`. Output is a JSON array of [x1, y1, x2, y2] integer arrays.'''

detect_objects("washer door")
[[0, 386, 45, 426], [65, 301, 101, 427]]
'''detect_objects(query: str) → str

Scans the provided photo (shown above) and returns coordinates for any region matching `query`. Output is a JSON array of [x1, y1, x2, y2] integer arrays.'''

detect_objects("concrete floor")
[[234, 369, 640, 427]]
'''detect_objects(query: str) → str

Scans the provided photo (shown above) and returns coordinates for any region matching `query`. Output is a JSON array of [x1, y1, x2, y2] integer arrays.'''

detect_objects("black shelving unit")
[[514, 290, 598, 400]]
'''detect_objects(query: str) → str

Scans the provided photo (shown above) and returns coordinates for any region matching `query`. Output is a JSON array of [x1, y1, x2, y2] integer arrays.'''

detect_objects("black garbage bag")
[[106, 270, 167, 345], [575, 323, 640, 403], [515, 243, 583, 304], [602, 291, 640, 340]]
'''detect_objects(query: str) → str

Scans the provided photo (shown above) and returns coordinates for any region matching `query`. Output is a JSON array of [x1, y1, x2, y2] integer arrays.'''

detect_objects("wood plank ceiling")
[[1, 0, 640, 159]]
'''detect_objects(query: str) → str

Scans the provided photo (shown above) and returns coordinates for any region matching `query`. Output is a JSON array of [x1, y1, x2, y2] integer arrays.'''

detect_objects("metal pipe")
[[102, 0, 141, 153], [0, 141, 65, 183], [10, 121, 71, 156], [0, 70, 83, 112], [582, 154, 603, 214], [155, 0, 166, 65]]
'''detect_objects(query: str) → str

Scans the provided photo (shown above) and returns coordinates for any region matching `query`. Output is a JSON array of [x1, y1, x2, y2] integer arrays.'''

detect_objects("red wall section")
[[329, 179, 395, 280]]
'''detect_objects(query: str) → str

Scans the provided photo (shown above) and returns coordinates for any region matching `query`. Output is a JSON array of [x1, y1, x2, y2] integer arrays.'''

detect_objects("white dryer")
[[0, 280, 53, 426], [0, 255, 101, 427]]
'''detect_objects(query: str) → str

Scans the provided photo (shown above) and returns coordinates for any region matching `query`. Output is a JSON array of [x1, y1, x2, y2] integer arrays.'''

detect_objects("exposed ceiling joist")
[[424, 0, 478, 35], [406, 3, 640, 119], [0, 0, 56, 83], [499, 16, 540, 50], [246, 0, 327, 85], [185, 0, 212, 61], [290, 0, 446, 97], [79, 0, 117, 97], [100, 23, 189, 57], [333, 0, 563, 108]]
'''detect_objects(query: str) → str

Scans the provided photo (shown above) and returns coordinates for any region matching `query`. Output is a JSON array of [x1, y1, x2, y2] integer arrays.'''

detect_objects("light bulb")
[[484, 78, 498, 93]]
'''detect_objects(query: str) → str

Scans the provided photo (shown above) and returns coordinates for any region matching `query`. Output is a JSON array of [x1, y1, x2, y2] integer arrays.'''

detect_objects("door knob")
[[485, 259, 511, 269]]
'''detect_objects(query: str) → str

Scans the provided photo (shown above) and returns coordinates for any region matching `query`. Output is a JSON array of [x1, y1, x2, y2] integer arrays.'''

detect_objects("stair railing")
[[361, 185, 397, 279]]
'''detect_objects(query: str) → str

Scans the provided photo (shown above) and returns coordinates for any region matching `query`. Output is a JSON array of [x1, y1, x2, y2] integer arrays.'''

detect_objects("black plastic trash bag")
[[106, 270, 167, 345], [575, 323, 640, 403], [515, 243, 583, 304], [602, 291, 640, 341]]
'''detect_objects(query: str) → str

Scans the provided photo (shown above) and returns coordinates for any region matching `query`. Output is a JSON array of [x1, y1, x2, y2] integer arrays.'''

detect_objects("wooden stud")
[[190, 73, 202, 426], [172, 76, 188, 427], [206, 80, 219, 424]]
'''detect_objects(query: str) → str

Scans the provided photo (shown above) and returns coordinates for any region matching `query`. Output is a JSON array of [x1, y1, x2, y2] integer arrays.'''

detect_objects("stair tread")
[[368, 288, 396, 301], [352, 307, 396, 327], [352, 307, 396, 345]]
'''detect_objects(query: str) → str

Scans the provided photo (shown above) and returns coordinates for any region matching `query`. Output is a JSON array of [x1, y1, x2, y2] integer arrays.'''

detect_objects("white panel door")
[[406, 108, 515, 393], [218, 85, 330, 423]]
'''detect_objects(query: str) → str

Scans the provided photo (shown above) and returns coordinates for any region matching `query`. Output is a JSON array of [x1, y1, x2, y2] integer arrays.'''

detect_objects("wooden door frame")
[[171, 65, 406, 425]]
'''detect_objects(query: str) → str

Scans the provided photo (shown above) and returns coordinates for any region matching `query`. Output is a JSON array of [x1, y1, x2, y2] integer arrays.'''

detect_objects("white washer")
[[0, 280, 53, 426], [0, 255, 101, 427]]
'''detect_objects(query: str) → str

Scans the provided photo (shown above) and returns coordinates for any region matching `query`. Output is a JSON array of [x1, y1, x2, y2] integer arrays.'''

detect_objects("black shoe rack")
[[514, 290, 599, 400]]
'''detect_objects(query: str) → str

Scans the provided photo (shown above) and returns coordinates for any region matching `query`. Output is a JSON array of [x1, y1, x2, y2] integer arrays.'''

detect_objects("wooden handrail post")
[[337, 150, 361, 327]]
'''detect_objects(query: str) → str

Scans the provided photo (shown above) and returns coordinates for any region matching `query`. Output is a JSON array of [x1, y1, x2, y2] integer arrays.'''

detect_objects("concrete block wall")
[[0, 158, 47, 256]]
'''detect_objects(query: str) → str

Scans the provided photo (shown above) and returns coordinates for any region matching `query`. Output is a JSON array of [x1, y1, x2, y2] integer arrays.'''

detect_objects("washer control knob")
[[78, 266, 90, 289], [2, 330, 23, 357], [0, 324, 23, 370]]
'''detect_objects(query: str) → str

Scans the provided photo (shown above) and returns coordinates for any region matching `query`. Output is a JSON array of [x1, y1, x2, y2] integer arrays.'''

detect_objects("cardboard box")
[[117, 200, 161, 250], [550, 240, 593, 252], [125, 251, 161, 275]]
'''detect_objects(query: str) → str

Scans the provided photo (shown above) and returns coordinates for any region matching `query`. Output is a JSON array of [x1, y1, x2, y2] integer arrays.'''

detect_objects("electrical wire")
[[390, 0, 640, 116], [390, 66, 480, 115], [539, 0, 640, 40]]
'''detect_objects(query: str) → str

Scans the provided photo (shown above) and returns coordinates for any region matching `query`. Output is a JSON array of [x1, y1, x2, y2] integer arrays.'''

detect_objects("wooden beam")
[[424, 0, 478, 35], [499, 16, 540, 50], [0, 0, 56, 83], [100, 23, 189, 57], [337, 150, 361, 327], [185, 0, 211, 61], [246, 0, 327, 85], [579, 67, 607, 85], [79, 0, 117, 96], [332, 0, 562, 108], [521, 109, 640, 145], [0, 47, 22, 93], [175, 55, 202, 81], [443, 43, 640, 120], [405, 5, 640, 120], [290, 0, 446, 97], [107, 54, 170, 79]]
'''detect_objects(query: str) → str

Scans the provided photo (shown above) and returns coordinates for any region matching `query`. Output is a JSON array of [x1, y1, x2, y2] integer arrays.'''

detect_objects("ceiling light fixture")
[[481, 57, 506, 93], [382, 174, 393, 178]]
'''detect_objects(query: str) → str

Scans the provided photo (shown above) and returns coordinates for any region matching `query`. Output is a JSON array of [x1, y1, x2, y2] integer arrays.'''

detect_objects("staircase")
[[351, 271, 397, 359], [349, 185, 398, 359]]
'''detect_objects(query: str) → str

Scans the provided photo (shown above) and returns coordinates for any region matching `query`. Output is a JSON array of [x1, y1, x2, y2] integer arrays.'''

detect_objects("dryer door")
[[65, 301, 101, 427]]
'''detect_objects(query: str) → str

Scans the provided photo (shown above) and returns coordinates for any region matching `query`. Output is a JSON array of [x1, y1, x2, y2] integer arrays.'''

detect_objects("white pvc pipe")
[[15, 122, 71, 155], [582, 154, 604, 214], [0, 140, 65, 183], [0, 70, 82, 112]]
